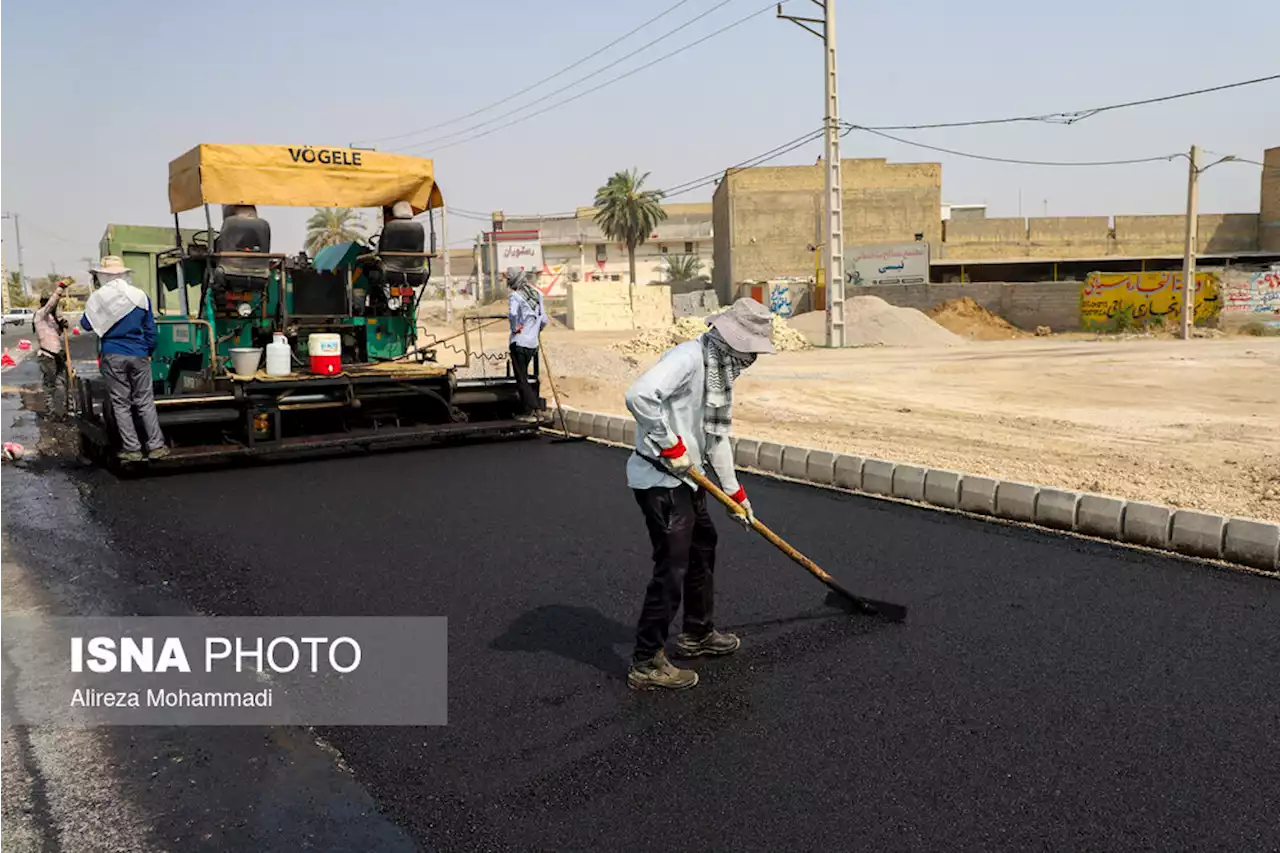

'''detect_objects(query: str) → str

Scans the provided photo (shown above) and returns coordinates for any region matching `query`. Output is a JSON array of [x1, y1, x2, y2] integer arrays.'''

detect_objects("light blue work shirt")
[[509, 290, 547, 349], [624, 337, 738, 494]]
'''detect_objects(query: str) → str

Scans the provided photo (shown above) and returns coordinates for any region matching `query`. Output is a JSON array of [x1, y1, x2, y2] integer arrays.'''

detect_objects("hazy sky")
[[3, 0, 1277, 280]]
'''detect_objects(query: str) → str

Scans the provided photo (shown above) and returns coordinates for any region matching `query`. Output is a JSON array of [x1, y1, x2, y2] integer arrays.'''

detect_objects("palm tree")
[[593, 169, 667, 291], [664, 254, 708, 283], [304, 208, 366, 254]]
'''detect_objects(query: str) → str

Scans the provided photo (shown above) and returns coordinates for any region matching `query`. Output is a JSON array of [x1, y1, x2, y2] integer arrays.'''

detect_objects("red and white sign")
[[484, 230, 544, 275]]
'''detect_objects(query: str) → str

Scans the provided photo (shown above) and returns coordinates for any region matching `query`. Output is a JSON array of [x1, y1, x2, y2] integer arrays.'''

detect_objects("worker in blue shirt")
[[506, 267, 547, 422], [80, 256, 168, 462]]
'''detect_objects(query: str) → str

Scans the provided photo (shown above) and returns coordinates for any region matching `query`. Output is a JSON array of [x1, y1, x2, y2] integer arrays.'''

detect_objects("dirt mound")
[[928, 297, 1026, 341], [788, 297, 965, 347], [611, 315, 810, 356]]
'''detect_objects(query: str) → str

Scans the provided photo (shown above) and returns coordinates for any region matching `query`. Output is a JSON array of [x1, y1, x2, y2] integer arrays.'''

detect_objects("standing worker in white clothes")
[[79, 256, 168, 462], [506, 266, 548, 423]]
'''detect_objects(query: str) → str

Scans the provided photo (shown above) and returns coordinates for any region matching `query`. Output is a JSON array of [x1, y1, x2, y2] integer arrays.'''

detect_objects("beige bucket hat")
[[707, 297, 775, 354], [91, 256, 132, 275]]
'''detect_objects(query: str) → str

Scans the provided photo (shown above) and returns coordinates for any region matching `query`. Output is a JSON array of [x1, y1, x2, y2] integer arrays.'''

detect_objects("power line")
[[396, 0, 748, 151], [661, 128, 829, 198], [846, 125, 1180, 167], [358, 0, 698, 145], [401, 0, 781, 154], [861, 73, 1280, 131], [448, 126, 831, 228]]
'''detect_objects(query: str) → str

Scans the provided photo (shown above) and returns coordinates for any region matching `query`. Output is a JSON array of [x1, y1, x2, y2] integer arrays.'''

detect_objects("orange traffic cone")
[[1, 350, 15, 367], [16, 340, 32, 351]]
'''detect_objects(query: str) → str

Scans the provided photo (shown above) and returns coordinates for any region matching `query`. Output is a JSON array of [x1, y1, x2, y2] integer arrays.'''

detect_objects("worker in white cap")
[[622, 297, 775, 690], [80, 256, 168, 462]]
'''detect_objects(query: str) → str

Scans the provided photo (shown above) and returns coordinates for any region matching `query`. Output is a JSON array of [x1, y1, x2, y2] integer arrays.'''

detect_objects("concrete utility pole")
[[779, 0, 845, 347], [1177, 147, 1237, 340], [441, 205, 453, 322], [2, 212, 26, 299], [1180, 145, 1200, 340]]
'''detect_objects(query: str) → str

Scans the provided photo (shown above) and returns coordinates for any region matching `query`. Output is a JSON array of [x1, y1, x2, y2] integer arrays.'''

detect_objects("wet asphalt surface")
[[4, 343, 1280, 851]]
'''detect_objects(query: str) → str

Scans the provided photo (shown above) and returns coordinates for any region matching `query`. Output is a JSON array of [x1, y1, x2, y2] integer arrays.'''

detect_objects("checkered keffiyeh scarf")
[[507, 269, 542, 310], [702, 329, 756, 437]]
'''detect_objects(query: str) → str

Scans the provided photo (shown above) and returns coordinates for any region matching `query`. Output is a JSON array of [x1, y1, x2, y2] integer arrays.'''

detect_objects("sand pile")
[[611, 315, 810, 356], [787, 296, 964, 347], [928, 297, 1026, 341]]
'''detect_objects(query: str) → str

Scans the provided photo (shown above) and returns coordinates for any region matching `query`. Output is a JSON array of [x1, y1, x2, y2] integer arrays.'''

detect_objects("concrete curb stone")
[[861, 459, 895, 496], [1171, 510, 1227, 559], [995, 481, 1039, 522], [1035, 488, 1080, 531], [757, 442, 785, 474], [805, 451, 837, 485], [833, 455, 864, 490], [1077, 494, 1127, 539], [958, 476, 998, 514], [891, 464, 927, 502], [781, 446, 810, 480], [923, 469, 962, 509], [567, 408, 1276, 573], [1223, 518, 1280, 571], [1121, 502, 1173, 549]]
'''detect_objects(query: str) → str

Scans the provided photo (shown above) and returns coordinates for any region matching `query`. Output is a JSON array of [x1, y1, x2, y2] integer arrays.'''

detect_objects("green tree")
[[663, 253, 708, 283], [304, 208, 366, 255], [5, 271, 30, 307], [592, 169, 667, 291]]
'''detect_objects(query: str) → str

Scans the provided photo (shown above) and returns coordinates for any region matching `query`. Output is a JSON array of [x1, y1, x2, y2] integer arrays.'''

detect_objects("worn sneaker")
[[627, 650, 699, 691], [673, 629, 741, 659], [148, 446, 171, 460], [118, 450, 144, 463]]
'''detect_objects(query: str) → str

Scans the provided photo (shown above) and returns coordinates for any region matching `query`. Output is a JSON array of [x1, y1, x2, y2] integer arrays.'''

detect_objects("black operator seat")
[[214, 204, 272, 287], [378, 200, 427, 283]]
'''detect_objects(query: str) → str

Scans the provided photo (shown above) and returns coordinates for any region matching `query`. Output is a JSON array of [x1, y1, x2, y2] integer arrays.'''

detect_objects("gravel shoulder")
[[541, 332, 1280, 523]]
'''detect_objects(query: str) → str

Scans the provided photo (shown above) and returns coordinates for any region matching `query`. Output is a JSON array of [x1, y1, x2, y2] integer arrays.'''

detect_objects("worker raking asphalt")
[[48, 431, 1280, 852]]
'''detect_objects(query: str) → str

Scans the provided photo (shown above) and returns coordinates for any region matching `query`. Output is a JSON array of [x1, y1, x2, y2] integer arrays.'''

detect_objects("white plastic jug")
[[266, 333, 292, 377]]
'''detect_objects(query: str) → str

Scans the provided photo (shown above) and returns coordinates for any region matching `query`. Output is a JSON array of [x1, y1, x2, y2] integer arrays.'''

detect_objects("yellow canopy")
[[168, 143, 444, 215]]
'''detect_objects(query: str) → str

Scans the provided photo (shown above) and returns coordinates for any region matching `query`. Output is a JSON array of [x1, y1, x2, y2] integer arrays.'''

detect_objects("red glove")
[[659, 436, 692, 474], [727, 486, 754, 527]]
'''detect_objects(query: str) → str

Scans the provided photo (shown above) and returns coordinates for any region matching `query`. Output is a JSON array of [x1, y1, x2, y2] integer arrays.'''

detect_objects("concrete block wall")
[[846, 281, 1081, 331], [565, 283, 672, 330], [1199, 214, 1259, 254], [1262, 147, 1280, 252], [715, 158, 942, 299], [632, 285, 673, 328], [999, 282, 1082, 331], [944, 218, 1027, 245], [565, 406, 1280, 573]]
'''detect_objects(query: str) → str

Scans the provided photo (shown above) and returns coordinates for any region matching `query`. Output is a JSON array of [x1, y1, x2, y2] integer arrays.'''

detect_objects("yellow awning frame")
[[168, 144, 444, 215]]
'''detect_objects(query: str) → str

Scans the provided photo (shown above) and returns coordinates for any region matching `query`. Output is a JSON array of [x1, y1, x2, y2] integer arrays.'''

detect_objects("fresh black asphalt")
[[13, 430, 1260, 853]]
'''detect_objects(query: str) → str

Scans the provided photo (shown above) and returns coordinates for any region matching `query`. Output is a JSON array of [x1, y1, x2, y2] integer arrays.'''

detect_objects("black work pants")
[[632, 485, 718, 661], [509, 344, 539, 413]]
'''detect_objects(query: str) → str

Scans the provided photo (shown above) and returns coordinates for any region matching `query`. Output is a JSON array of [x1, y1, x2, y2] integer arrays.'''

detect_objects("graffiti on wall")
[[1081, 271, 1220, 330], [1221, 268, 1280, 323]]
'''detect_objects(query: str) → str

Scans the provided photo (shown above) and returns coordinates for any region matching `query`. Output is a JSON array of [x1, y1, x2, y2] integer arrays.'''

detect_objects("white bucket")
[[230, 347, 263, 376]]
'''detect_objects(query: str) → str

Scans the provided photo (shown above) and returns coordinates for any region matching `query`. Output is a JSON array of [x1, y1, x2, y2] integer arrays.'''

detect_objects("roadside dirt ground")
[[545, 331, 1280, 524]]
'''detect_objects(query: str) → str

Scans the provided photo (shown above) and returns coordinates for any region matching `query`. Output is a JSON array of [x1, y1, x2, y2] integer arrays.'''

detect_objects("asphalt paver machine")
[[76, 143, 540, 468]]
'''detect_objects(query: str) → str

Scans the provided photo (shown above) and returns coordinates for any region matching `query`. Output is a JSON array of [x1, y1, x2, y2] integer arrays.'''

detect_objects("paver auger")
[[75, 143, 541, 469]]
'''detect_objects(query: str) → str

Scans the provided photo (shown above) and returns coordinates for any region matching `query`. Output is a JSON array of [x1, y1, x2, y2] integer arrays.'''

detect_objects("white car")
[[2, 307, 35, 327]]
